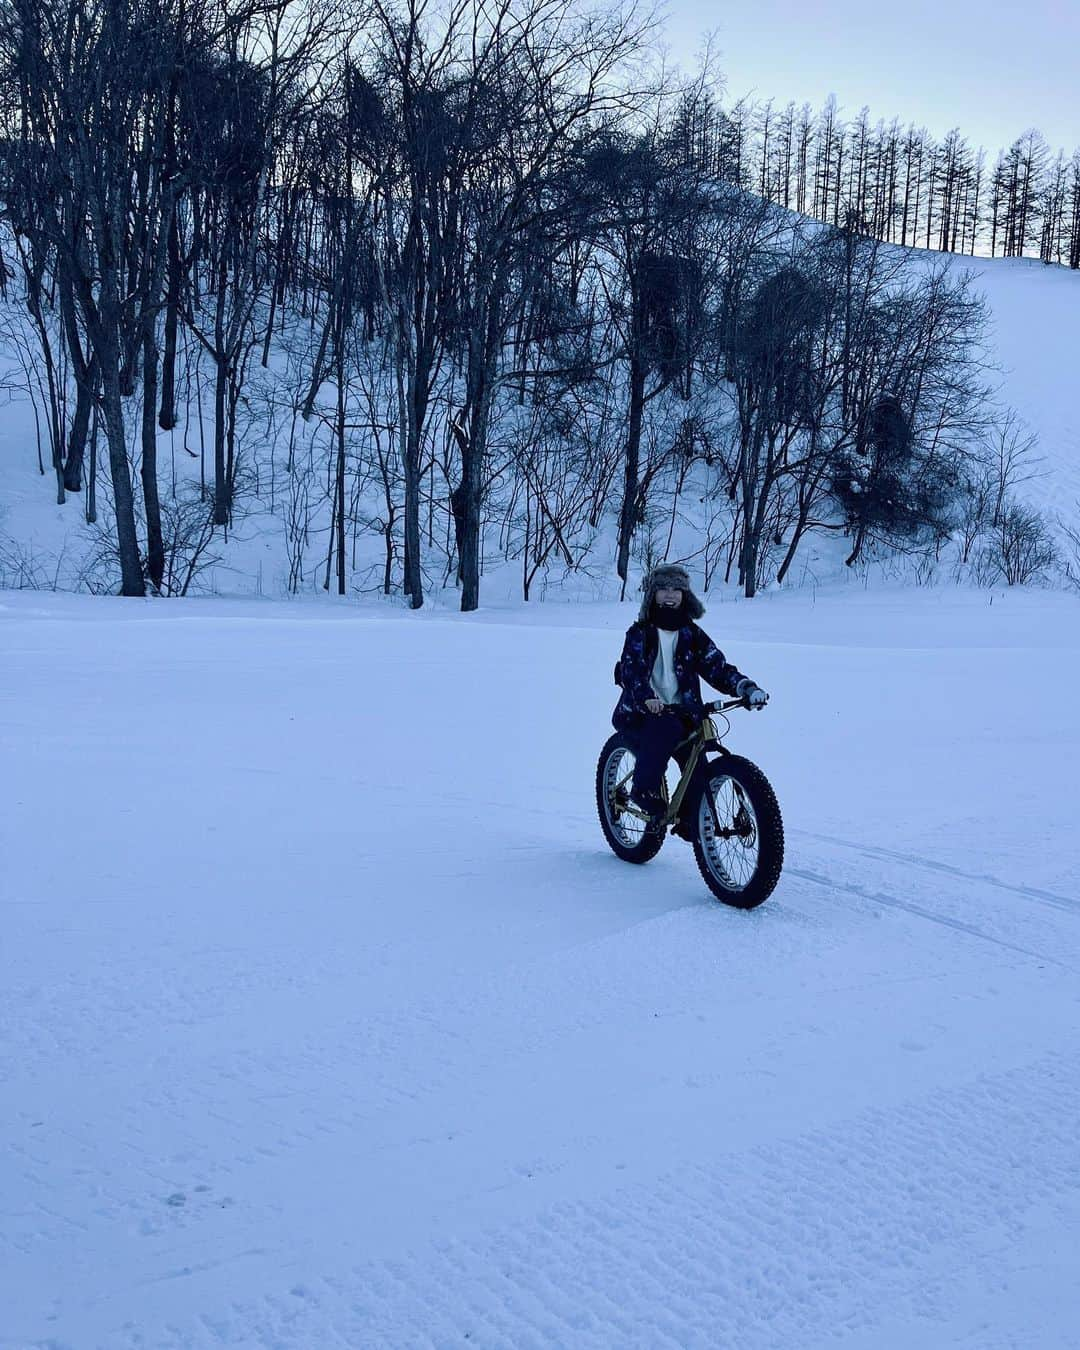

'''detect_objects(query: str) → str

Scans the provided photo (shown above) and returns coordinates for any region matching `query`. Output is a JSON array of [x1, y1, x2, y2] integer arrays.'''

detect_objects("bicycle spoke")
[[698, 772, 759, 891], [604, 747, 645, 846]]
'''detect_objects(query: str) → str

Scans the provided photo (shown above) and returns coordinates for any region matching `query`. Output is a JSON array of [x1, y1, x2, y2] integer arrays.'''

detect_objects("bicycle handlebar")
[[646, 697, 756, 721]]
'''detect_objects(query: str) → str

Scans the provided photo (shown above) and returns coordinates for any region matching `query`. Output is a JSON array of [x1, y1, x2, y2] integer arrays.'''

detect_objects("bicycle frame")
[[616, 699, 744, 828]]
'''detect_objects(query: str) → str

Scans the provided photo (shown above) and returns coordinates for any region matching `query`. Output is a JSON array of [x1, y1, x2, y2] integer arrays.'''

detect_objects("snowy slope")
[[4, 585, 1080, 1347], [967, 255, 1080, 522]]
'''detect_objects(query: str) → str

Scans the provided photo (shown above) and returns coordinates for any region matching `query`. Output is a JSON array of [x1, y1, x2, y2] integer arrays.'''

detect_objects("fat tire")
[[596, 732, 666, 864], [691, 754, 783, 908]]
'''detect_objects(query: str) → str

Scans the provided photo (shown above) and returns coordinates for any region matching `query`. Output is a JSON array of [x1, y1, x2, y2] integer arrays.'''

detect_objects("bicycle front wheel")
[[692, 755, 783, 908]]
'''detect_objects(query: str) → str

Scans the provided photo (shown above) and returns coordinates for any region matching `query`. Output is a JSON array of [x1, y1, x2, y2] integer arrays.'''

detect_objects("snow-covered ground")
[[971, 256, 1080, 523], [4, 584, 1080, 1348]]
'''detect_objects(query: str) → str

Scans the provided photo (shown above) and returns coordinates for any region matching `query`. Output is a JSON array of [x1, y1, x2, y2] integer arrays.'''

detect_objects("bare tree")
[[2, 0, 187, 592], [985, 500, 1058, 585], [981, 409, 1042, 527], [580, 110, 716, 591]]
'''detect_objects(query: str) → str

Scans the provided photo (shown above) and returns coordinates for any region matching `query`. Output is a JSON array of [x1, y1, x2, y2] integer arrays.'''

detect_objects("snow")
[[970, 257, 1080, 523], [4, 584, 1080, 1347]]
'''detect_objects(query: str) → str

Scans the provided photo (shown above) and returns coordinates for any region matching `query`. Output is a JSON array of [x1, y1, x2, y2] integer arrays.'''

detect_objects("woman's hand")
[[645, 698, 664, 714]]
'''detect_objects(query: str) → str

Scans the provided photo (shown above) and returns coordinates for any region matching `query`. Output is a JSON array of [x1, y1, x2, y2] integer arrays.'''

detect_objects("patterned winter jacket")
[[612, 621, 750, 731]]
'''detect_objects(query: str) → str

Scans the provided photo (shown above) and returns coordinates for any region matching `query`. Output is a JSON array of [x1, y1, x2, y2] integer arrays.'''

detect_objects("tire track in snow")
[[787, 865, 1076, 970], [791, 826, 1080, 918]]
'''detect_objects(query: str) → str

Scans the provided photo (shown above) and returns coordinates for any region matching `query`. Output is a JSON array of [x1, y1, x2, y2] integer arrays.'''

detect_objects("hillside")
[[969, 254, 1080, 520], [2, 250, 1079, 604]]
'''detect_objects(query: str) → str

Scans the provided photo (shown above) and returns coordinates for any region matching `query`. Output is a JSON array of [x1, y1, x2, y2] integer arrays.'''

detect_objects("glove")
[[736, 678, 769, 710]]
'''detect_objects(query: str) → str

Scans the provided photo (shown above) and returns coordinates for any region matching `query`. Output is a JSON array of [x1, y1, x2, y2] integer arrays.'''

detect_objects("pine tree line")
[[683, 95, 1080, 266]]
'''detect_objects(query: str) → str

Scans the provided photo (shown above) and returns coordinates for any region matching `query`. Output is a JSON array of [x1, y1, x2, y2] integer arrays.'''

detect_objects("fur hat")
[[638, 563, 705, 623]]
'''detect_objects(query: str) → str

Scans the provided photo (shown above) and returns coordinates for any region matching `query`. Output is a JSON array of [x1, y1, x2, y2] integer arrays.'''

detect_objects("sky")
[[661, 0, 1080, 154]]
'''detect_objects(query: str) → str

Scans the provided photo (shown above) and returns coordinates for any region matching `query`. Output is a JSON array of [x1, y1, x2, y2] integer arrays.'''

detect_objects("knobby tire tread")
[[692, 754, 784, 909]]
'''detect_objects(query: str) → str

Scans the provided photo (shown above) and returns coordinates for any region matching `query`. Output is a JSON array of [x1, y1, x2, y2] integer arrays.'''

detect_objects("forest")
[[692, 95, 1080, 268], [0, 0, 1067, 605]]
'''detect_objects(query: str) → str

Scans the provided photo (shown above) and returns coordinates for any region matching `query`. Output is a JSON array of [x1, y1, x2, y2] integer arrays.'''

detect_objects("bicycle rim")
[[602, 745, 648, 848], [697, 773, 760, 892]]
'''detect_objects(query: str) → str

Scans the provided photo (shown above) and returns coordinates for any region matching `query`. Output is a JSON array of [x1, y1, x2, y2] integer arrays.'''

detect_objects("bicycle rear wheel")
[[692, 754, 783, 908], [596, 733, 666, 863]]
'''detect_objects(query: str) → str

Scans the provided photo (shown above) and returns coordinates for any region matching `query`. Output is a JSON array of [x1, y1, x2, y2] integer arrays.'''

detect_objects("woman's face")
[[655, 587, 683, 608]]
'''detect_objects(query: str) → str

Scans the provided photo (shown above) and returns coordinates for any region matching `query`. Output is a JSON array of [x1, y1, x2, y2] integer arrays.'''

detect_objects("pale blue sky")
[[661, 0, 1079, 153]]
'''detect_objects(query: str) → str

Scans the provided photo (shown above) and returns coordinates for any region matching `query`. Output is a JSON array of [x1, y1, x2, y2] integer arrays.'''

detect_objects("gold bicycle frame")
[[616, 716, 720, 827]]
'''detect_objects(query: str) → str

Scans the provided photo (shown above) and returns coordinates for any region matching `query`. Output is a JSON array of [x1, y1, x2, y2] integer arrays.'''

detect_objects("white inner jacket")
[[650, 627, 679, 705]]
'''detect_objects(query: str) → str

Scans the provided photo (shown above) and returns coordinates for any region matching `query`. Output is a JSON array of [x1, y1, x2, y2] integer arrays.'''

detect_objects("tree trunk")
[[401, 360, 424, 609], [737, 422, 766, 598], [457, 432, 485, 613], [212, 260, 229, 525], [86, 407, 98, 524], [845, 522, 866, 567], [158, 209, 181, 430], [616, 357, 646, 584], [741, 494, 759, 598], [775, 518, 805, 585], [452, 307, 500, 614], [403, 448, 422, 608], [141, 327, 165, 591], [101, 358, 146, 597], [212, 355, 229, 525], [63, 364, 95, 493], [334, 320, 347, 596], [59, 276, 94, 492], [456, 406, 487, 614]]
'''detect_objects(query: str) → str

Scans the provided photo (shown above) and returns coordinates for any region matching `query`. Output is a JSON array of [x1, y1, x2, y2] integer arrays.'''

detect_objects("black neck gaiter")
[[652, 602, 687, 631]]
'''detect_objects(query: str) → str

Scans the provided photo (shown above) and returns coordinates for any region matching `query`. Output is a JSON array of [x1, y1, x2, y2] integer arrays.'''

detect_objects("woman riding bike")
[[613, 564, 769, 836]]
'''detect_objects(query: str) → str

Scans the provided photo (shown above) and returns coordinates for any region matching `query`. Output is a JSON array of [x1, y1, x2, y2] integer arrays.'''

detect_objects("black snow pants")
[[631, 709, 692, 810]]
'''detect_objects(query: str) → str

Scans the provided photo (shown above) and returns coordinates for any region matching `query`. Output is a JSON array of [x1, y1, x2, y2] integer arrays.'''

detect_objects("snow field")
[[2, 585, 1080, 1347], [971, 257, 1080, 523]]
